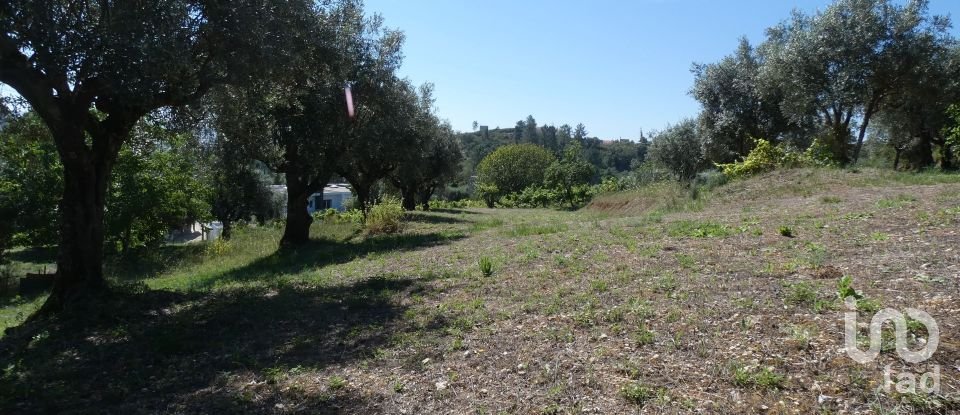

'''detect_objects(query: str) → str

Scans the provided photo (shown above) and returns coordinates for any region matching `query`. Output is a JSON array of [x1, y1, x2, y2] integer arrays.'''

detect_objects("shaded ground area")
[[2, 168, 960, 414]]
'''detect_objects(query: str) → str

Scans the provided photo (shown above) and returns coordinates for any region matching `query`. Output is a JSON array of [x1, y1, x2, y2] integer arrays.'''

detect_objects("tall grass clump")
[[365, 197, 405, 234]]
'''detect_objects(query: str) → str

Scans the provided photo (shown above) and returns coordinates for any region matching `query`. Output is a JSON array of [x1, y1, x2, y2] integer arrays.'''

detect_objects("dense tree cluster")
[[691, 0, 959, 171], [0, 0, 463, 312]]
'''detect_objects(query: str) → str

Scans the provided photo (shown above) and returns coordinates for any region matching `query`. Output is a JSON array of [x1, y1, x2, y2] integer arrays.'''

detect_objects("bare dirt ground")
[[1, 168, 959, 414]]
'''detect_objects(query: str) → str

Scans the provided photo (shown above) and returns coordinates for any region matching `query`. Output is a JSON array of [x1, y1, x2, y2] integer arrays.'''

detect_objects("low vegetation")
[[1, 168, 958, 413]]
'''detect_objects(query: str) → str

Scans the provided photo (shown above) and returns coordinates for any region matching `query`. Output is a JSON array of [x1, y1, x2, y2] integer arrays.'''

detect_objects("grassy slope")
[[1, 168, 959, 414]]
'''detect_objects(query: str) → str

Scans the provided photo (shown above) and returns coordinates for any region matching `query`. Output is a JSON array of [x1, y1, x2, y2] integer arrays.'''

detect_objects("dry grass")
[[2, 168, 960, 414]]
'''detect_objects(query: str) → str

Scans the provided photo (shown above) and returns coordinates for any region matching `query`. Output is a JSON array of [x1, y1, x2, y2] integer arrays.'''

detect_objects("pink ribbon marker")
[[345, 84, 355, 119]]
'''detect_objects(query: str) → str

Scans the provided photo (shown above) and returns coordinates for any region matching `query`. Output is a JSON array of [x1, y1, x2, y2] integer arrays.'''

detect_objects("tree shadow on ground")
[[403, 212, 468, 225], [106, 243, 210, 281], [0, 275, 445, 414], [196, 231, 464, 288]]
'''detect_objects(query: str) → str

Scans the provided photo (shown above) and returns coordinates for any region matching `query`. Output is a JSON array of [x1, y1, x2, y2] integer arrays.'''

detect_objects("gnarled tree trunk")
[[42, 126, 118, 313], [280, 172, 315, 247]]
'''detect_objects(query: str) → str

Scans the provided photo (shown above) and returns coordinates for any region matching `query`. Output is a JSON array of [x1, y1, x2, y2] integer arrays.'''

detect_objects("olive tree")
[[648, 120, 704, 182], [0, 0, 318, 311]]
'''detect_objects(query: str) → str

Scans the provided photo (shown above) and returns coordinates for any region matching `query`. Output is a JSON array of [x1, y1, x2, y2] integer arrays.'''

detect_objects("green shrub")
[[475, 144, 556, 206], [620, 382, 657, 406], [314, 208, 364, 225], [804, 137, 838, 167], [365, 197, 404, 234], [778, 225, 793, 237], [594, 176, 625, 194], [429, 199, 485, 210], [717, 139, 788, 178]]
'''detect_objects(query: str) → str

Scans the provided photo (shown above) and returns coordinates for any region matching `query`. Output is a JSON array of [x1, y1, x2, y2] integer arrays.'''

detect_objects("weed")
[[784, 281, 818, 306], [620, 382, 656, 406], [654, 273, 678, 293], [778, 225, 794, 237], [591, 279, 608, 293], [328, 375, 347, 390], [470, 218, 504, 232], [730, 362, 785, 390], [504, 222, 567, 237], [675, 253, 696, 268], [836, 276, 863, 300], [633, 326, 655, 346], [877, 194, 917, 209], [786, 324, 816, 350], [478, 256, 494, 278], [821, 196, 842, 203], [667, 220, 732, 238]]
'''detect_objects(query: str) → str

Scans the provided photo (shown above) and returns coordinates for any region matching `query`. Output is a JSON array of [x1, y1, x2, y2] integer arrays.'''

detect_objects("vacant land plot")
[[1, 169, 959, 414]]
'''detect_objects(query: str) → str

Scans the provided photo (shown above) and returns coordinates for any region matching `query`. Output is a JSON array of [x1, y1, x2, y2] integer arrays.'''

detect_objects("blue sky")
[[364, 0, 960, 140]]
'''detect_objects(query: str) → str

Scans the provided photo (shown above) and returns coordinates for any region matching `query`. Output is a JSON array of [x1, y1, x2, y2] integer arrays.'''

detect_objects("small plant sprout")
[[478, 256, 493, 277], [778, 225, 794, 237]]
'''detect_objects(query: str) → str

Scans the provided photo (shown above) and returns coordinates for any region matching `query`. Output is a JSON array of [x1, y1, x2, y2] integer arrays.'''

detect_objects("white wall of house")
[[307, 185, 354, 213]]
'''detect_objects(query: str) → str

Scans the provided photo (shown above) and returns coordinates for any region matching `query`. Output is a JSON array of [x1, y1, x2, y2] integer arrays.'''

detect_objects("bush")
[[475, 144, 556, 206], [428, 199, 486, 210], [804, 137, 839, 167], [365, 197, 404, 234], [593, 176, 625, 194], [717, 138, 814, 179], [313, 208, 363, 225]]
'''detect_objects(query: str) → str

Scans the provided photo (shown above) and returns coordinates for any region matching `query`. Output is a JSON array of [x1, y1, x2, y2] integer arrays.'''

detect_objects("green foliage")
[[620, 382, 657, 406], [717, 139, 803, 179], [594, 176, 625, 194], [478, 256, 493, 278], [667, 220, 731, 238], [365, 197, 405, 235], [475, 144, 556, 206], [106, 127, 211, 252], [0, 112, 61, 248], [692, 38, 796, 164], [544, 141, 596, 207], [803, 137, 838, 167], [778, 226, 793, 237], [1, 113, 210, 252], [784, 281, 817, 306], [648, 120, 703, 181], [314, 208, 364, 225], [836, 276, 863, 301]]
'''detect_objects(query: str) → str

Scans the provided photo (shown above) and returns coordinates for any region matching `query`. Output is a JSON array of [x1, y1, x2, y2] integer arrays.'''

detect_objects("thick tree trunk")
[[893, 147, 903, 170], [221, 220, 233, 240], [280, 172, 314, 247], [417, 187, 434, 211], [914, 133, 935, 169], [400, 187, 417, 211], [942, 144, 954, 171], [42, 146, 112, 312]]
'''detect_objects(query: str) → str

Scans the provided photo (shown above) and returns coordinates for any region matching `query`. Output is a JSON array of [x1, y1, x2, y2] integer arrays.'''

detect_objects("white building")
[[308, 184, 354, 213], [269, 183, 355, 215]]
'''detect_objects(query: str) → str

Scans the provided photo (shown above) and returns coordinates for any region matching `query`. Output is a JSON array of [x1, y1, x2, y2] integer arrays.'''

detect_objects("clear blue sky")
[[364, 0, 960, 140]]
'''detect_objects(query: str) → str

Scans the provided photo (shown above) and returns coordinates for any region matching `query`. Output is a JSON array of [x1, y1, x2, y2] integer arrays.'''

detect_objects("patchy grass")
[[2, 168, 959, 414]]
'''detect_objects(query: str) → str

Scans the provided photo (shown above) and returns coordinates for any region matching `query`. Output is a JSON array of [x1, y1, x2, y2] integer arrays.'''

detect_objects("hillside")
[[1, 168, 959, 413]]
